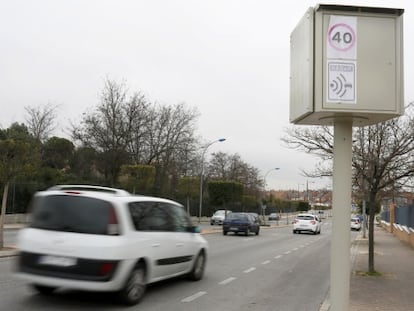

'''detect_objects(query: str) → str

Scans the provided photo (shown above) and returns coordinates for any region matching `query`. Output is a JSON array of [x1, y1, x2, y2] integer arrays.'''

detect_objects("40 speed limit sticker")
[[327, 16, 357, 60]]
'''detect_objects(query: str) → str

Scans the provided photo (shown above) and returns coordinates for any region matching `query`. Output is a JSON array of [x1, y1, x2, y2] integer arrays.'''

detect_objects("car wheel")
[[255, 228, 260, 235], [188, 250, 206, 281], [245, 228, 250, 236], [223, 230, 227, 235], [118, 263, 146, 305], [32, 284, 56, 295]]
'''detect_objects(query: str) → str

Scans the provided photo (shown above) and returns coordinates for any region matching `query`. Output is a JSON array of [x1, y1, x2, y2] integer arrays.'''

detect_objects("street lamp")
[[306, 180, 315, 202], [198, 138, 226, 223], [264, 168, 280, 188], [262, 168, 280, 224]]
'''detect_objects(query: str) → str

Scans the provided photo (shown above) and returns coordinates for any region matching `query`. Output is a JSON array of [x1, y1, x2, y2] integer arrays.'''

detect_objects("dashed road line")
[[219, 277, 237, 285], [243, 267, 256, 273], [181, 291, 207, 302], [183, 239, 318, 303]]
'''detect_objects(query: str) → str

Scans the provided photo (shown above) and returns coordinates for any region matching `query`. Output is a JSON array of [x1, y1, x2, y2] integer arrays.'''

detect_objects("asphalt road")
[[1, 222, 340, 311]]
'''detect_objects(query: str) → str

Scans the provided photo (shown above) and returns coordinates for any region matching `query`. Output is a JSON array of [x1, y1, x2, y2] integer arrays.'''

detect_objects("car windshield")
[[215, 210, 226, 215], [30, 195, 113, 235]]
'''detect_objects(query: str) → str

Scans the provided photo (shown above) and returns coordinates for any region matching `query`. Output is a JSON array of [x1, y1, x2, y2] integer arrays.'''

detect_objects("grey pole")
[[330, 120, 352, 311], [198, 138, 226, 223]]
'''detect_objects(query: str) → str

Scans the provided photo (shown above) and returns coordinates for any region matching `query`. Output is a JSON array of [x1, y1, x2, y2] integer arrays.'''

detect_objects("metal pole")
[[198, 139, 226, 223], [262, 168, 280, 225], [330, 120, 352, 311], [198, 149, 206, 224]]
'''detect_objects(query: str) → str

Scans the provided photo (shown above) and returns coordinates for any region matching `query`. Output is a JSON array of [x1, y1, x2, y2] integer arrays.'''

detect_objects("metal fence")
[[381, 203, 414, 228]]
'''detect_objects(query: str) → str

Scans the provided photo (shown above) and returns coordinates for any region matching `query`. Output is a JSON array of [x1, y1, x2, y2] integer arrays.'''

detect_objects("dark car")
[[223, 212, 260, 236]]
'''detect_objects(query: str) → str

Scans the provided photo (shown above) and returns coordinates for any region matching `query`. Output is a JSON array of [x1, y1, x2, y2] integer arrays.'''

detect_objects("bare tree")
[[25, 103, 58, 142], [72, 78, 200, 191], [207, 152, 261, 196], [72, 79, 133, 185], [282, 104, 414, 273], [142, 103, 200, 194]]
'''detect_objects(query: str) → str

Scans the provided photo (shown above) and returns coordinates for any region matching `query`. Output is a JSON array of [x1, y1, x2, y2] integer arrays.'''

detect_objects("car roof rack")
[[47, 185, 131, 196]]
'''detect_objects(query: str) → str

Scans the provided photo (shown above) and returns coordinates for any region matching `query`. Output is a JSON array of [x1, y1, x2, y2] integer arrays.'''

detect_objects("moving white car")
[[210, 209, 231, 225], [351, 217, 362, 231], [16, 185, 208, 305], [293, 213, 322, 234]]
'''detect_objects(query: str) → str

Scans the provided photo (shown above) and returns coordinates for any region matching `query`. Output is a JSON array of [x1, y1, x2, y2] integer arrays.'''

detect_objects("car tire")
[[188, 250, 206, 281], [223, 230, 227, 235], [255, 229, 260, 235], [32, 284, 56, 295], [118, 263, 146, 306], [245, 228, 250, 236]]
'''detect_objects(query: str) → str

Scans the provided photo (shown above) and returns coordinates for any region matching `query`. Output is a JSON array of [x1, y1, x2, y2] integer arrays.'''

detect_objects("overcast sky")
[[1, 0, 413, 190]]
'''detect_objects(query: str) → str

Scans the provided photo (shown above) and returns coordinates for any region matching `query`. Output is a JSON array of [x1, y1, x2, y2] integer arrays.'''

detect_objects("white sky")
[[1, 0, 413, 190]]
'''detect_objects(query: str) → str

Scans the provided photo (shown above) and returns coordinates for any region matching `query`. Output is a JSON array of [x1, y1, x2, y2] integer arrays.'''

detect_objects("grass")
[[354, 270, 383, 277]]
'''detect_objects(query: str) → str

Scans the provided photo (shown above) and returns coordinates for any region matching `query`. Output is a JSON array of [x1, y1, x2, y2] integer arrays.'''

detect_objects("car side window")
[[165, 203, 191, 232], [128, 201, 175, 232]]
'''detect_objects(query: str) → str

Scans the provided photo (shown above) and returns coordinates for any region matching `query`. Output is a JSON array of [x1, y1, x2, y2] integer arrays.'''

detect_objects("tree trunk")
[[368, 193, 376, 273], [0, 181, 10, 249]]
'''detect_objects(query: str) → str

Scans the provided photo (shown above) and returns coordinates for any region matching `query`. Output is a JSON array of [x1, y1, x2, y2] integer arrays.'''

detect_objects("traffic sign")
[[327, 16, 357, 59], [327, 61, 356, 103]]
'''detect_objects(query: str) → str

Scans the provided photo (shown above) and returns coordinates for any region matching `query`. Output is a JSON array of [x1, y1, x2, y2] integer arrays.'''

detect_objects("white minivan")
[[16, 185, 208, 305]]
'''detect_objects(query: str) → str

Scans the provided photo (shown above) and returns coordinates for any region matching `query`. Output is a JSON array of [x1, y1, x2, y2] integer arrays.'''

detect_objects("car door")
[[166, 203, 200, 274], [128, 201, 179, 280]]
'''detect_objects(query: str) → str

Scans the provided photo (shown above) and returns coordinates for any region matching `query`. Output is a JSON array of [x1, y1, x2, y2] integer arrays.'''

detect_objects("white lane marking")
[[299, 245, 305, 248], [274, 255, 282, 259], [181, 291, 207, 302], [243, 267, 256, 273], [284, 251, 291, 255], [261, 260, 271, 265], [219, 277, 236, 285], [292, 247, 299, 251]]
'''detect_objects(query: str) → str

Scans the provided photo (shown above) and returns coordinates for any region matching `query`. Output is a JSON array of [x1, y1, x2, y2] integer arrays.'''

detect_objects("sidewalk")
[[348, 225, 414, 310], [321, 225, 414, 310]]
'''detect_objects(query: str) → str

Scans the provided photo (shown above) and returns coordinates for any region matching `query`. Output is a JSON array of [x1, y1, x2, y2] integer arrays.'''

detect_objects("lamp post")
[[306, 180, 315, 202], [263, 168, 280, 224], [198, 138, 226, 223]]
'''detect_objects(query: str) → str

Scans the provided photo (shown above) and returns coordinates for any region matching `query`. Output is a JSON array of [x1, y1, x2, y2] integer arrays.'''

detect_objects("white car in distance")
[[293, 213, 322, 235]]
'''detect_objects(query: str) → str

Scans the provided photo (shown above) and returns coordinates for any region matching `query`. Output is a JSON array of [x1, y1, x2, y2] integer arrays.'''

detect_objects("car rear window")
[[30, 195, 114, 235], [297, 215, 315, 220], [227, 213, 248, 221]]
